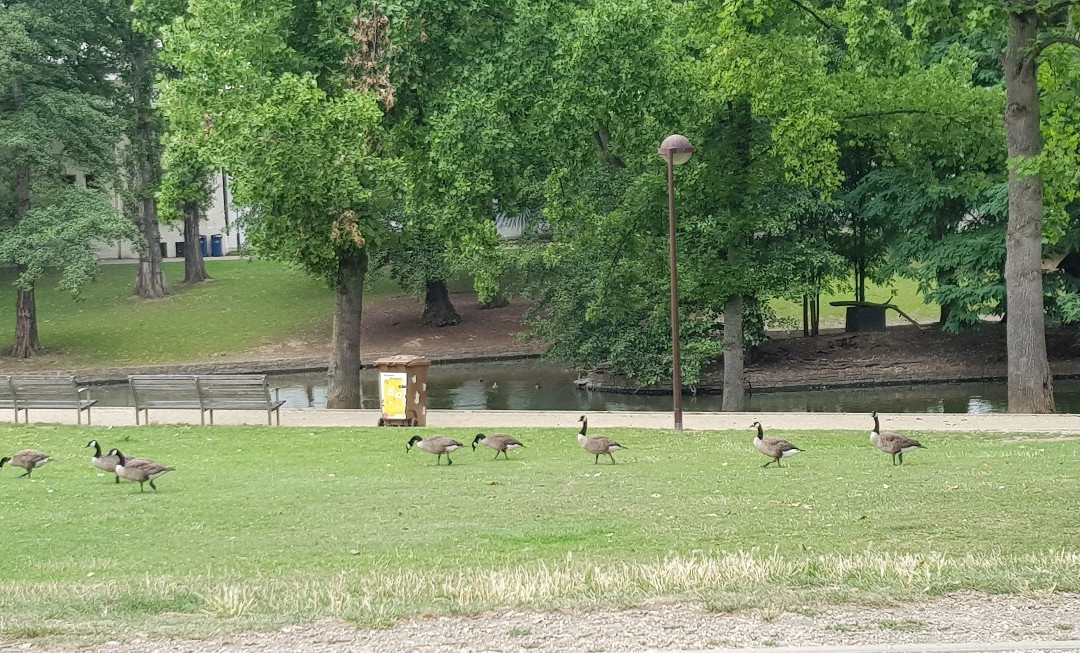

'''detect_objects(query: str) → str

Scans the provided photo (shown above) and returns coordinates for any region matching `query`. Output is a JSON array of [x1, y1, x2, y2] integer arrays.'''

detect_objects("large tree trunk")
[[722, 294, 745, 411], [421, 280, 461, 326], [326, 250, 368, 409], [1003, 7, 1055, 413], [129, 36, 168, 299], [11, 273, 39, 359], [10, 78, 39, 358], [182, 203, 210, 283]]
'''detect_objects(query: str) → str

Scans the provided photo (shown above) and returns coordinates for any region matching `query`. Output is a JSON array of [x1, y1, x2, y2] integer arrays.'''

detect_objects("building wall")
[[94, 172, 246, 260]]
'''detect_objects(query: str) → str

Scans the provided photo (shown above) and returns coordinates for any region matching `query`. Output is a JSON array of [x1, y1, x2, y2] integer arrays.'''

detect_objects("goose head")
[[405, 435, 423, 453], [472, 434, 485, 450]]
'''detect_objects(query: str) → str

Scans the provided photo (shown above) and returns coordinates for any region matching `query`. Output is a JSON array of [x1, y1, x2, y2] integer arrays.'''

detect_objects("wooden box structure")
[[373, 355, 430, 427]]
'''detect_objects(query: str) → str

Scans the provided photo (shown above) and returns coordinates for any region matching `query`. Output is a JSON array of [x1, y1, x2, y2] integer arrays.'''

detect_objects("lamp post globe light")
[[658, 134, 694, 432]]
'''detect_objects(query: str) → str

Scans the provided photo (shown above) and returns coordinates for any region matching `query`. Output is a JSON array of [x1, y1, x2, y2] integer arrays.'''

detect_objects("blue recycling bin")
[[198, 235, 208, 257], [210, 234, 224, 257]]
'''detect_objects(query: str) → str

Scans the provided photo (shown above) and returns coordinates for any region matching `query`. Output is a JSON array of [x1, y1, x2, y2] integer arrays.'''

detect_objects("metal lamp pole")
[[657, 135, 694, 432]]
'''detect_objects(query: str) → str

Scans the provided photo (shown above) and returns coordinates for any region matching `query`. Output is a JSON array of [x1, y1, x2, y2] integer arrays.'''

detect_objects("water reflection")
[[86, 359, 1080, 414]]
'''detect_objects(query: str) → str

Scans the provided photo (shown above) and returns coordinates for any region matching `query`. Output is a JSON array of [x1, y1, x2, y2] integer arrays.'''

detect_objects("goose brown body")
[[751, 422, 803, 467], [109, 449, 175, 492], [472, 433, 525, 460], [0, 449, 51, 478], [406, 435, 464, 465], [86, 440, 121, 483], [870, 412, 925, 465], [577, 415, 624, 464]]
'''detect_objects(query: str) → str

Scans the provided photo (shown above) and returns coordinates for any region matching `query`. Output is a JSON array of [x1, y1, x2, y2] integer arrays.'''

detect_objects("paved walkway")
[[4, 407, 1080, 432]]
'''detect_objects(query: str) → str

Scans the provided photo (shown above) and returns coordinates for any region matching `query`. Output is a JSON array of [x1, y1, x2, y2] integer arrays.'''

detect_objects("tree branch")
[[1033, 35, 1080, 59], [839, 109, 950, 121], [786, 0, 832, 29]]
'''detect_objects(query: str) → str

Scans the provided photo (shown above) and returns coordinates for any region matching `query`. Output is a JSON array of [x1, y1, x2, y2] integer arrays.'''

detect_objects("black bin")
[[175, 241, 185, 258], [159, 241, 167, 258]]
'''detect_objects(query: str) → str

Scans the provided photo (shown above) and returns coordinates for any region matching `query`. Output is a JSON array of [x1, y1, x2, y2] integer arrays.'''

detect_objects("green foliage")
[[0, 185, 136, 294], [160, 0, 400, 284], [0, 0, 131, 298]]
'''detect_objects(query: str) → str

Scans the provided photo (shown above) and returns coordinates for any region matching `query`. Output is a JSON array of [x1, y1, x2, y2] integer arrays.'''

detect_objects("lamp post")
[[658, 134, 694, 433]]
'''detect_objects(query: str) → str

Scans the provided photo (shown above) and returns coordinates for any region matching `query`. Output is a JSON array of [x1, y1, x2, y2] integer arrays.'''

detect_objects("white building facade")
[[93, 172, 246, 260]]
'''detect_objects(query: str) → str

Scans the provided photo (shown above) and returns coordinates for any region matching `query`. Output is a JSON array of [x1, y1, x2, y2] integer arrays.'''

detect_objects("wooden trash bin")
[[373, 355, 430, 427]]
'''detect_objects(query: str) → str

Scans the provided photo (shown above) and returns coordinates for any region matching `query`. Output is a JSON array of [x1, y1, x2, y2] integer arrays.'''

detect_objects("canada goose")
[[577, 415, 624, 464], [86, 439, 121, 483], [751, 422, 803, 468], [472, 433, 525, 460], [0, 449, 51, 478], [109, 448, 175, 492], [870, 411, 925, 465], [406, 435, 464, 465]]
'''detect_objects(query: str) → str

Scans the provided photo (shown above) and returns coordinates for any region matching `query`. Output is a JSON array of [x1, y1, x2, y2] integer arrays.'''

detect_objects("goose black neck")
[[755, 423, 763, 438], [91, 441, 101, 456], [579, 418, 587, 436], [872, 413, 880, 434]]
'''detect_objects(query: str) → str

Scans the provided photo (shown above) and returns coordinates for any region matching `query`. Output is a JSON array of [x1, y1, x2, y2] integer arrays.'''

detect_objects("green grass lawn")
[[770, 277, 939, 328], [1, 424, 1077, 642]]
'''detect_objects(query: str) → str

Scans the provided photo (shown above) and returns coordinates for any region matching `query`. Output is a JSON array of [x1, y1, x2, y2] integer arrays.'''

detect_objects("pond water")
[[87, 359, 1080, 414]]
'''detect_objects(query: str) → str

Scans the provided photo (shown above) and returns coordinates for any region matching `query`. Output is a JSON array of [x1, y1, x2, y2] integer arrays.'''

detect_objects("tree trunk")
[[480, 293, 509, 310], [11, 273, 39, 359], [326, 250, 368, 409], [182, 203, 210, 283], [722, 294, 745, 411], [9, 78, 39, 358], [129, 35, 168, 299], [421, 280, 461, 326], [1003, 6, 1055, 413]]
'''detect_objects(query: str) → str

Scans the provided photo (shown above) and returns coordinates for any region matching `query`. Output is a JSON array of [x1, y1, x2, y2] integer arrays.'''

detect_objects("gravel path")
[[6, 593, 1080, 653]]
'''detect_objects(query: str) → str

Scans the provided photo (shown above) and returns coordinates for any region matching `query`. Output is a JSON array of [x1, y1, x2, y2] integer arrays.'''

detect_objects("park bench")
[[0, 376, 16, 423], [196, 374, 285, 426], [129, 374, 202, 425], [10, 375, 98, 425]]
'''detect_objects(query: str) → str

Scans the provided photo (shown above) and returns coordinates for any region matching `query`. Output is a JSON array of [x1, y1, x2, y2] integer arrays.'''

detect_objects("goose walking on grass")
[[752, 422, 803, 468], [870, 411, 925, 466], [109, 448, 175, 492], [406, 435, 464, 465], [86, 439, 121, 483], [577, 415, 624, 464], [472, 433, 525, 460], [0, 449, 51, 478]]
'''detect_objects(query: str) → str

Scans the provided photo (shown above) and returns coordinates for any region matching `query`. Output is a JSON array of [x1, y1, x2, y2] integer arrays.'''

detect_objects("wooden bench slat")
[[127, 374, 284, 426], [10, 375, 97, 425]]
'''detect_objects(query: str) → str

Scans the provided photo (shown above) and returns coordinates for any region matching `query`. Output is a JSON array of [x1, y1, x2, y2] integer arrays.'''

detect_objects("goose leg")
[[436, 453, 442, 466], [446, 454, 453, 465], [150, 480, 157, 491], [114, 475, 120, 484], [777, 458, 783, 468], [609, 453, 616, 464], [18, 469, 30, 478], [761, 460, 773, 468], [891, 453, 897, 466], [139, 481, 145, 492], [493, 451, 500, 460], [594, 454, 599, 464], [898, 452, 904, 465]]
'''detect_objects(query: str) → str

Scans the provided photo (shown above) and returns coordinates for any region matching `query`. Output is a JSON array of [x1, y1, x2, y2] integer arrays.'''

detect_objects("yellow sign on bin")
[[379, 371, 408, 419]]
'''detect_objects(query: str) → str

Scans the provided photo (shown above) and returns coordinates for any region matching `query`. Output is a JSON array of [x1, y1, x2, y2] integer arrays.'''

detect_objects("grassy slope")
[[0, 424, 1076, 641], [0, 261, 478, 368]]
